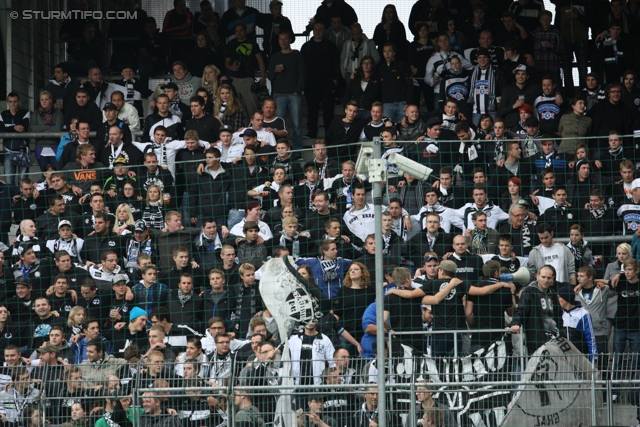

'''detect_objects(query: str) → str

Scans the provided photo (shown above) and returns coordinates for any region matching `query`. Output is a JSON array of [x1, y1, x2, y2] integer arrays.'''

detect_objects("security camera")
[[389, 153, 433, 181], [354, 142, 374, 180]]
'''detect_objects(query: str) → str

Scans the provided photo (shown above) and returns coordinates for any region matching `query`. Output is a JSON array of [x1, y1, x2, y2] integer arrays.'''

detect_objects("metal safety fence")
[[7, 343, 640, 427]]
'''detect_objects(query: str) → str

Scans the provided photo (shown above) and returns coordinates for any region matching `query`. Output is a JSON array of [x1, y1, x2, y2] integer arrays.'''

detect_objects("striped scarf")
[[470, 64, 497, 114]]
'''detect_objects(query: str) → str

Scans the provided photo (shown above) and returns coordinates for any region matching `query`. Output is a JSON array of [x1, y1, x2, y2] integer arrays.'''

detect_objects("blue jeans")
[[4, 153, 29, 187], [227, 209, 245, 230], [274, 93, 303, 152], [613, 329, 640, 401], [36, 155, 58, 171], [383, 101, 406, 123], [356, 109, 371, 120], [562, 41, 589, 98]]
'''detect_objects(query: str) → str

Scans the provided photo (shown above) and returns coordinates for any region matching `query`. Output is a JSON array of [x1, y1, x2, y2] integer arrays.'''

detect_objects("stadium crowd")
[[2, 0, 640, 425]]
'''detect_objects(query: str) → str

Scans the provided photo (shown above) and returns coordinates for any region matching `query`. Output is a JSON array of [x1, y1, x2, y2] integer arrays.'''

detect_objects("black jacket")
[[344, 76, 382, 111], [93, 119, 132, 153], [498, 83, 541, 130], [510, 281, 563, 352], [188, 167, 231, 220], [167, 292, 205, 331], [203, 289, 234, 329], [0, 109, 30, 152], [63, 101, 102, 131], [82, 231, 125, 265], [185, 114, 221, 143], [230, 164, 269, 209], [407, 229, 454, 264], [141, 111, 184, 141], [377, 60, 413, 103]]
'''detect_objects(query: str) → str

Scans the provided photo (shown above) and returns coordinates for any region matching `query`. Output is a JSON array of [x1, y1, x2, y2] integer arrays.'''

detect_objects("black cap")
[[425, 117, 442, 128], [385, 264, 398, 276], [15, 277, 30, 287], [303, 161, 318, 172], [524, 117, 539, 127], [134, 220, 147, 232], [476, 48, 491, 58], [164, 82, 179, 91], [103, 102, 117, 111], [219, 125, 233, 134], [557, 285, 575, 304], [242, 128, 258, 138]]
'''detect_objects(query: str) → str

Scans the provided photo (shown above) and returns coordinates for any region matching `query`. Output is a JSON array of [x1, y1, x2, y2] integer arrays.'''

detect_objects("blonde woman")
[[201, 64, 226, 98], [113, 203, 136, 233], [214, 83, 245, 130], [141, 185, 165, 230], [67, 306, 87, 341], [333, 262, 376, 347]]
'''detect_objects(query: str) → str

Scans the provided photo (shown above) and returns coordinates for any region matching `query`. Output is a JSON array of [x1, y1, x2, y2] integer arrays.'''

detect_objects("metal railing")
[[19, 347, 638, 427]]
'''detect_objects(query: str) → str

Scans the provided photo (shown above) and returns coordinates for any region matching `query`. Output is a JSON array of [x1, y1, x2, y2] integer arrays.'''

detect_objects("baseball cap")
[[426, 117, 442, 128], [524, 117, 539, 127], [513, 64, 528, 74], [242, 128, 258, 138], [112, 273, 129, 285], [385, 264, 398, 276], [114, 155, 128, 165], [438, 260, 457, 275], [632, 178, 640, 190], [557, 285, 575, 304], [476, 48, 491, 58], [269, 0, 283, 7], [58, 220, 72, 229], [37, 344, 59, 354], [14, 277, 30, 287], [164, 82, 179, 91], [134, 220, 147, 232], [103, 102, 117, 111], [219, 125, 233, 134]]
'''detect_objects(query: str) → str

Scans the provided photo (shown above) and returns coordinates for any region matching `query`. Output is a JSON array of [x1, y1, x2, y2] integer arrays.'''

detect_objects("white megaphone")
[[500, 267, 530, 285]]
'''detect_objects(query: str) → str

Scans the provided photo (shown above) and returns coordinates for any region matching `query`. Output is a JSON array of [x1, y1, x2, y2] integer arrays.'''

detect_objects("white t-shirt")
[[538, 243, 565, 282]]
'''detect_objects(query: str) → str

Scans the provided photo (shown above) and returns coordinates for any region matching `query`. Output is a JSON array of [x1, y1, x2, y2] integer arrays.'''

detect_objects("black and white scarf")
[[124, 79, 136, 104], [566, 239, 587, 263], [279, 231, 300, 258], [218, 102, 227, 118], [382, 232, 391, 254], [199, 232, 222, 251], [305, 182, 317, 208], [178, 289, 194, 305], [320, 258, 338, 282], [149, 141, 168, 166], [470, 64, 497, 114], [589, 204, 608, 219], [553, 202, 567, 213], [109, 143, 125, 169], [471, 228, 488, 254]]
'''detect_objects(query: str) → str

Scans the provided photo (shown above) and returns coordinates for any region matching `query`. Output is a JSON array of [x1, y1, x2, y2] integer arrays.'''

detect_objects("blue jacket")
[[361, 301, 377, 359], [71, 335, 113, 364], [295, 257, 352, 298], [56, 133, 74, 162]]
